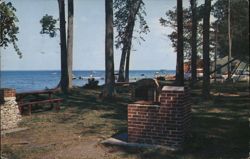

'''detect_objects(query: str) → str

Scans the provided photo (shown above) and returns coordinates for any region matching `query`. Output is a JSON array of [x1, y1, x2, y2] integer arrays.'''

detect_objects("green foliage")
[[0, 1, 22, 58], [160, 5, 217, 60], [160, 7, 203, 60], [40, 14, 58, 38], [161, 8, 197, 60], [212, 0, 249, 61], [113, 0, 149, 49]]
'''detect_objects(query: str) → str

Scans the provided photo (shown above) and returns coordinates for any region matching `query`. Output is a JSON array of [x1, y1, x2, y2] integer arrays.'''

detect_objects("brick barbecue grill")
[[132, 78, 161, 102], [128, 86, 191, 150]]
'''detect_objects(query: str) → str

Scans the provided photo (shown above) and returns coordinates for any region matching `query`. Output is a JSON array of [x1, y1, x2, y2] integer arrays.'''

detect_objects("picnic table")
[[16, 89, 63, 115]]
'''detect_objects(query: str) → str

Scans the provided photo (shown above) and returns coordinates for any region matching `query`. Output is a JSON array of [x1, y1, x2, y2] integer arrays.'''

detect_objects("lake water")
[[0, 70, 175, 92]]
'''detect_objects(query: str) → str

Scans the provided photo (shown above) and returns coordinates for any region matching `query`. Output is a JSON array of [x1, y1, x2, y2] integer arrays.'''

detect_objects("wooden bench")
[[16, 89, 63, 115], [18, 98, 63, 115]]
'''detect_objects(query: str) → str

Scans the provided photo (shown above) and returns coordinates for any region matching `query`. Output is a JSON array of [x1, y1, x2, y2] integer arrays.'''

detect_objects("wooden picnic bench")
[[16, 89, 63, 115]]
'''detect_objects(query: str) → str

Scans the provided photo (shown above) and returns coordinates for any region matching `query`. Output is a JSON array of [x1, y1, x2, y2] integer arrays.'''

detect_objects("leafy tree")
[[0, 2, 22, 58], [202, 0, 211, 99], [40, 0, 74, 93], [114, 0, 149, 82], [212, 0, 249, 62], [40, 14, 58, 37], [102, 0, 115, 98], [160, 5, 206, 60], [160, 2, 218, 86]]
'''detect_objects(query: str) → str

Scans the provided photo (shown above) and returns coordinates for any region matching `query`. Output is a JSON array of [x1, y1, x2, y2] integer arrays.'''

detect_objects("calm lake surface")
[[0, 70, 175, 92]]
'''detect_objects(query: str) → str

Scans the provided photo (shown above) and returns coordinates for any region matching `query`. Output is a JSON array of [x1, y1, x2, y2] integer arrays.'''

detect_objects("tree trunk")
[[202, 0, 211, 99], [176, 0, 184, 86], [214, 22, 218, 82], [58, 0, 69, 93], [117, 26, 132, 82], [125, 42, 131, 82], [227, 0, 232, 79], [118, 0, 142, 83], [103, 0, 115, 98], [117, 47, 127, 82], [190, 0, 197, 85], [125, 0, 142, 82], [117, 26, 131, 82], [67, 0, 74, 89]]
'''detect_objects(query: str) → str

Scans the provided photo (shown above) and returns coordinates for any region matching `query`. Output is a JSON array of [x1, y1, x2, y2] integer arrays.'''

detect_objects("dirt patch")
[[40, 138, 110, 159]]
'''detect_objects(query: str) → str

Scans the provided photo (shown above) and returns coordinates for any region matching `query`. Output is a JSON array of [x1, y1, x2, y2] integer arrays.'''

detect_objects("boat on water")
[[78, 76, 103, 80], [72, 74, 77, 80]]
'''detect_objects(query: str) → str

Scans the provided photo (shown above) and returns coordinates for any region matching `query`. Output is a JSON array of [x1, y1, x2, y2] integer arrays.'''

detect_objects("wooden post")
[[28, 104, 32, 116], [49, 92, 53, 109], [56, 101, 60, 112]]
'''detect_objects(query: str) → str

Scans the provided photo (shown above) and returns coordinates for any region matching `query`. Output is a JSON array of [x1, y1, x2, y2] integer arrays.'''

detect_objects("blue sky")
[[1, 0, 198, 71]]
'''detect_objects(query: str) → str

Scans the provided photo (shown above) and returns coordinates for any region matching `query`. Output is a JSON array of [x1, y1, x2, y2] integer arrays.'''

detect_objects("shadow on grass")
[[55, 87, 133, 135], [102, 113, 249, 159], [183, 91, 249, 159], [100, 83, 249, 159], [53, 85, 249, 159], [183, 115, 249, 159]]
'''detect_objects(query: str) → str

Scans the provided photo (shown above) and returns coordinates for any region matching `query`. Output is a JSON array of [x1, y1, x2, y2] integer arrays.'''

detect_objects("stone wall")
[[0, 89, 21, 130], [128, 86, 191, 150]]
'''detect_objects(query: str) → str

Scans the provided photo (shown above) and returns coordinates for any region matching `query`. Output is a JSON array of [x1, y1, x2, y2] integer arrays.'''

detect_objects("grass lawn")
[[1, 82, 249, 159]]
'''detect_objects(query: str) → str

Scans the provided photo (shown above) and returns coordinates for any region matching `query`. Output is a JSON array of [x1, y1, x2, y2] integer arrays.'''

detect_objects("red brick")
[[128, 86, 191, 149]]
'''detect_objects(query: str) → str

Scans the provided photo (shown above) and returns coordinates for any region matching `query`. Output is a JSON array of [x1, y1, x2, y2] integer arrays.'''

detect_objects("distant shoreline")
[[1, 70, 176, 92]]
